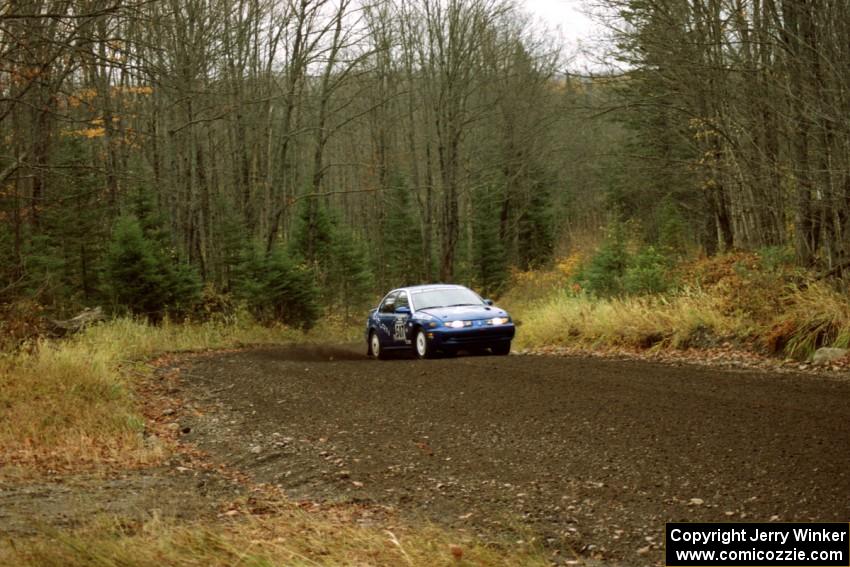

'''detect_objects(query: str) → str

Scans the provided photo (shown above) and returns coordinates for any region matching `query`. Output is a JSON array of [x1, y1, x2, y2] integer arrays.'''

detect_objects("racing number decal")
[[393, 317, 406, 341]]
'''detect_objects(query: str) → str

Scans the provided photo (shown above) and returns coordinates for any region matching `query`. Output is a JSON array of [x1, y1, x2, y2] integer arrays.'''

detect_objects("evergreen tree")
[[165, 260, 203, 316], [20, 136, 107, 307], [104, 215, 201, 320], [291, 199, 335, 271], [657, 197, 689, 256], [21, 233, 67, 306], [234, 244, 320, 329], [473, 188, 508, 296], [579, 216, 630, 296], [230, 245, 265, 311], [262, 247, 320, 329], [104, 216, 166, 318], [49, 136, 107, 303], [215, 195, 247, 290], [0, 225, 14, 301], [131, 185, 170, 248], [291, 199, 376, 311], [131, 187, 202, 316], [379, 175, 422, 286], [517, 178, 555, 270], [329, 224, 374, 316]]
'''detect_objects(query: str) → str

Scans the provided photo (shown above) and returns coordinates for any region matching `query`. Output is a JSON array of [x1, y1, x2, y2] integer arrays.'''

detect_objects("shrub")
[[623, 246, 673, 294], [193, 284, 237, 323], [577, 221, 629, 296], [0, 300, 47, 352], [758, 246, 795, 272], [581, 246, 625, 295]]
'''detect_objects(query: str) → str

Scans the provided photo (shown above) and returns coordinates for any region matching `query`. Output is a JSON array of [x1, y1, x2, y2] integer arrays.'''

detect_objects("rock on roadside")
[[811, 347, 848, 365]]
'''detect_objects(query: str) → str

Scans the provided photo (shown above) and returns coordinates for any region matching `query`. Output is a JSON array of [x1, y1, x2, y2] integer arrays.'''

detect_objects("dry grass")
[[765, 282, 850, 358], [506, 252, 850, 360], [0, 313, 357, 472], [0, 503, 550, 567], [0, 314, 551, 566], [512, 288, 746, 351]]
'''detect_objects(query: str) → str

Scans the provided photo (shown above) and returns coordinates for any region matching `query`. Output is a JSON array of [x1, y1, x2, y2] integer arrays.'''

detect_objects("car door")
[[391, 291, 412, 346], [376, 292, 398, 343]]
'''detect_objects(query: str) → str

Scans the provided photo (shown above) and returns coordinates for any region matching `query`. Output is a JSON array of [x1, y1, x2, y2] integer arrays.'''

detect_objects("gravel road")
[[178, 344, 850, 565]]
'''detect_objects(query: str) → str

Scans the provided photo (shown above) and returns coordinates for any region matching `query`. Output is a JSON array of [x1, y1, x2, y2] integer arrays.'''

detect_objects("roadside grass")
[[0, 313, 553, 566], [511, 288, 746, 350], [504, 252, 850, 359], [0, 312, 357, 472], [0, 505, 550, 567], [765, 283, 850, 358]]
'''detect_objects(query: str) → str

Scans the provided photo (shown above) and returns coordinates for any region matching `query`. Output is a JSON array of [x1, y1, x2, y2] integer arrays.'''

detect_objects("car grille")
[[442, 328, 512, 343]]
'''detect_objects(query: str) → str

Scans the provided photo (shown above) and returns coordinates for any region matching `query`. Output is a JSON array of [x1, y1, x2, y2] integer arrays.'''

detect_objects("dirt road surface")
[[175, 344, 850, 565]]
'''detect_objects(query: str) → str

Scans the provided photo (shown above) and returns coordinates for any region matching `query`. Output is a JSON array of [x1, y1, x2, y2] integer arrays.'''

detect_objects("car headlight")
[[488, 317, 510, 325], [445, 320, 471, 329]]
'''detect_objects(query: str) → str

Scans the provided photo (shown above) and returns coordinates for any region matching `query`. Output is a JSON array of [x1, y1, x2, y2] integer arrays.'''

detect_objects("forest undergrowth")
[[504, 249, 850, 362]]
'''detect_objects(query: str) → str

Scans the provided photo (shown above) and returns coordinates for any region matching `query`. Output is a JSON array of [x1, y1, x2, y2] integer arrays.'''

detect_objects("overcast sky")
[[522, 0, 595, 38], [520, 0, 610, 71]]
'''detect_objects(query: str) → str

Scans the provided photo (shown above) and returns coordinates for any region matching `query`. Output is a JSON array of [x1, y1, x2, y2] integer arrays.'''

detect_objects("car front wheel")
[[491, 341, 511, 356], [414, 329, 436, 359], [369, 331, 386, 360]]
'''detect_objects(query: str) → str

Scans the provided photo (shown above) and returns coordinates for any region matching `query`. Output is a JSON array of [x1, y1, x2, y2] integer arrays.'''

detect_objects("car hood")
[[416, 305, 509, 321]]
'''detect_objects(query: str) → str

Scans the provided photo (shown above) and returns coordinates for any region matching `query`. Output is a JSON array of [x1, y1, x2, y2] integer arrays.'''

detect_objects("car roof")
[[398, 284, 467, 294]]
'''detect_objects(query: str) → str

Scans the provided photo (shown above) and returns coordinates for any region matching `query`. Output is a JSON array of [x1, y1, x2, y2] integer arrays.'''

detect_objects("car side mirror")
[[396, 306, 411, 314], [484, 299, 494, 306]]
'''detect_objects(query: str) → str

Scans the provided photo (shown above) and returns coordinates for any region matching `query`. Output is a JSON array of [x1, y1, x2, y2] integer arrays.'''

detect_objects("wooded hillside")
[[2, 0, 849, 322], [607, 0, 850, 264]]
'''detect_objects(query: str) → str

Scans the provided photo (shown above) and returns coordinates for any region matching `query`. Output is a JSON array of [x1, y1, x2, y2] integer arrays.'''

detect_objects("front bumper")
[[426, 324, 515, 349]]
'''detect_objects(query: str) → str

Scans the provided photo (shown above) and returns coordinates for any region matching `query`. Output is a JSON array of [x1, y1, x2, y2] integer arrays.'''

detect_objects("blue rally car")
[[366, 284, 515, 359]]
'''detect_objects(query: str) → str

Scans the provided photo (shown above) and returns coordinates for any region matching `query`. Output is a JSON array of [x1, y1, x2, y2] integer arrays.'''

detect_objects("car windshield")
[[412, 288, 483, 311]]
